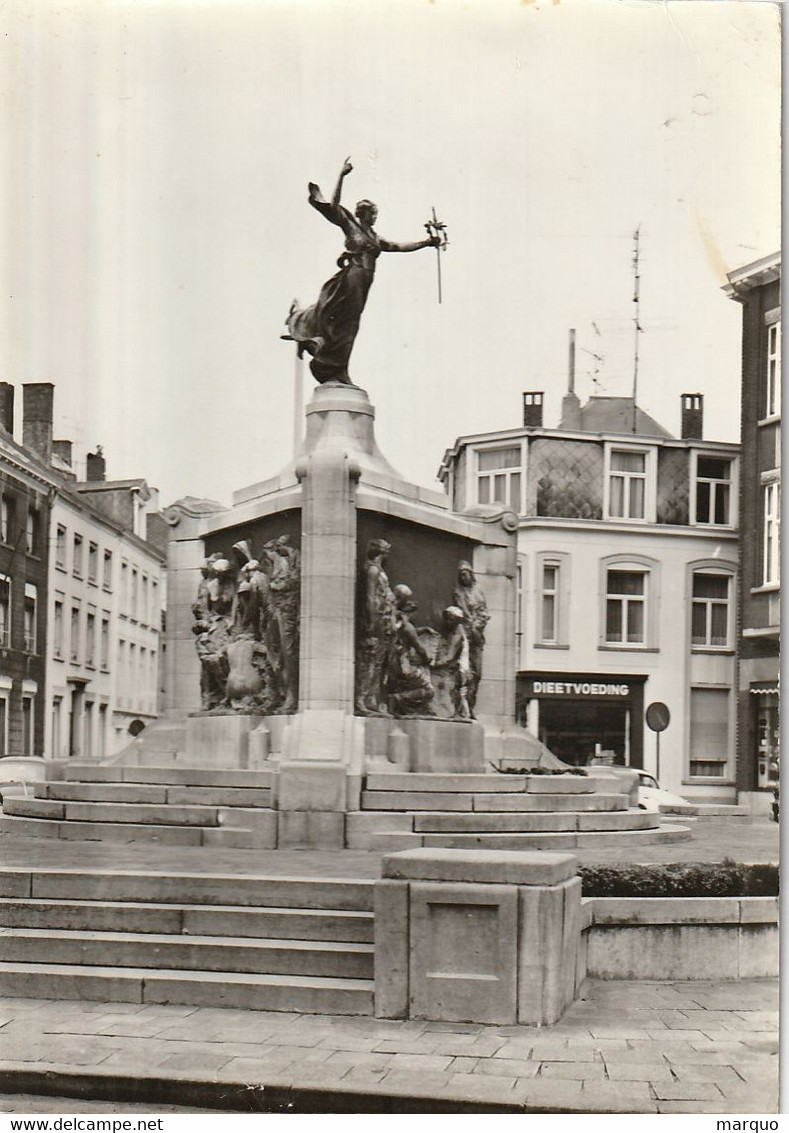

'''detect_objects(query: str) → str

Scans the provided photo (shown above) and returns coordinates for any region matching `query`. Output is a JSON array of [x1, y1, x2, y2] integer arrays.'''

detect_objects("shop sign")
[[529, 679, 630, 698]]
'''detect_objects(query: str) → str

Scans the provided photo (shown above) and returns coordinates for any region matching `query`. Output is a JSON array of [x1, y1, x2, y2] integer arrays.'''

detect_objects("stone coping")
[[381, 848, 577, 886], [585, 895, 778, 926]]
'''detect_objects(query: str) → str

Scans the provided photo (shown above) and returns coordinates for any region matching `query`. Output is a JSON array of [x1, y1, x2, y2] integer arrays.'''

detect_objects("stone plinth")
[[375, 849, 581, 1026], [364, 718, 485, 773], [184, 715, 257, 768]]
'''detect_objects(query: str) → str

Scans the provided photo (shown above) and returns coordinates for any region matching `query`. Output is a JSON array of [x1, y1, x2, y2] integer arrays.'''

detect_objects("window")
[[141, 575, 149, 625], [53, 598, 64, 659], [100, 615, 110, 671], [766, 320, 781, 418], [689, 688, 730, 778], [23, 583, 37, 653], [605, 569, 646, 645], [0, 575, 10, 648], [103, 549, 113, 590], [691, 572, 730, 648], [73, 533, 84, 577], [476, 445, 522, 512], [86, 609, 96, 667], [22, 695, 34, 755], [695, 456, 732, 525], [763, 482, 781, 585], [26, 507, 39, 555], [118, 639, 127, 688], [70, 603, 81, 662], [151, 579, 159, 626], [131, 568, 139, 620], [130, 643, 137, 702], [0, 494, 14, 544], [88, 542, 98, 583], [608, 450, 646, 519], [121, 561, 129, 614], [56, 524, 67, 568], [540, 562, 559, 643]]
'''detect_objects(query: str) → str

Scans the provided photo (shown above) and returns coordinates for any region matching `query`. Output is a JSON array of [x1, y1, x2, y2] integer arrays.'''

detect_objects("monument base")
[[363, 717, 486, 773], [184, 714, 257, 768]]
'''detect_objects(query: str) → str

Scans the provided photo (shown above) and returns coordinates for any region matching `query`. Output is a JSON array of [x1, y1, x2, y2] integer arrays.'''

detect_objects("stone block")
[[185, 714, 256, 768], [592, 897, 740, 925], [361, 790, 473, 811], [586, 924, 740, 980], [374, 879, 409, 1019], [738, 924, 779, 978], [4, 798, 65, 820], [166, 786, 271, 807], [394, 718, 485, 774], [62, 802, 218, 827], [247, 724, 271, 766], [0, 873, 31, 898], [739, 897, 779, 924], [365, 772, 526, 793], [382, 848, 577, 886], [277, 810, 345, 849], [278, 765, 348, 812], [576, 810, 656, 831], [409, 882, 518, 1025], [525, 776, 591, 794]]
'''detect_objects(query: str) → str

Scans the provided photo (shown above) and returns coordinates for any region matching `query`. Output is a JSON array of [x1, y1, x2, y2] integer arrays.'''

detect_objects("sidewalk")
[[0, 979, 778, 1114]]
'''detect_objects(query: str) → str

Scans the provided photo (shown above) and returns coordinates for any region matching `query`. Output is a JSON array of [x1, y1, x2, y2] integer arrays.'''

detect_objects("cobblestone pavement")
[[0, 980, 778, 1114], [0, 819, 779, 878]]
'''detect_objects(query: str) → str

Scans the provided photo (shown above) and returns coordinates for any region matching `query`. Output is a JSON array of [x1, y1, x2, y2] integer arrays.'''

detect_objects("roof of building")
[[559, 395, 674, 439], [724, 251, 781, 296]]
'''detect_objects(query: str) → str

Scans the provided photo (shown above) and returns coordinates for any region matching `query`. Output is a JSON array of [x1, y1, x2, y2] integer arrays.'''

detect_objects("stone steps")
[[0, 867, 375, 1016], [360, 790, 628, 813], [33, 782, 273, 807], [365, 772, 608, 795], [390, 824, 692, 850], [0, 869, 375, 910], [0, 962, 373, 1015], [0, 927, 374, 979], [54, 764, 275, 788], [0, 898, 375, 942]]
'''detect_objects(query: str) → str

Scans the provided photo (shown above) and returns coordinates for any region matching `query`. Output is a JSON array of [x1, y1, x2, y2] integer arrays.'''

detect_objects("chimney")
[[22, 382, 54, 463], [53, 439, 73, 466], [86, 446, 106, 482], [559, 328, 582, 430], [0, 384, 14, 435], [681, 393, 704, 440], [522, 391, 544, 428]]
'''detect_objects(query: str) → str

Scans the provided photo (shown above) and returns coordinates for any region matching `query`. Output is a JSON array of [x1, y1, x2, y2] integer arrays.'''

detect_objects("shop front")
[[518, 672, 646, 768]]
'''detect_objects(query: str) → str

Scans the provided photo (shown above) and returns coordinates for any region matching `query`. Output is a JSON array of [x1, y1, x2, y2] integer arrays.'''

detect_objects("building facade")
[[725, 253, 780, 809], [439, 389, 739, 802], [0, 381, 166, 765], [0, 386, 54, 762]]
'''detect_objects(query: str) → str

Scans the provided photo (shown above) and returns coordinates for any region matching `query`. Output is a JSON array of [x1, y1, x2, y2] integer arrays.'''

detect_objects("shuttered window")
[[689, 688, 729, 778]]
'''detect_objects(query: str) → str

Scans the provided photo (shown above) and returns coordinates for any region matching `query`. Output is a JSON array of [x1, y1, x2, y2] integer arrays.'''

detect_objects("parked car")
[[634, 770, 693, 812]]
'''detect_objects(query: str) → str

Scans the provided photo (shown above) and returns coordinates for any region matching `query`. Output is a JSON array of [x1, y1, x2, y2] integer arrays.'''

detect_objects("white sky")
[[0, 0, 780, 506]]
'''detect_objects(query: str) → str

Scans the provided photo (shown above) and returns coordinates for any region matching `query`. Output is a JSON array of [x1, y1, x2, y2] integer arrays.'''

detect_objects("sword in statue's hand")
[[424, 207, 448, 304]]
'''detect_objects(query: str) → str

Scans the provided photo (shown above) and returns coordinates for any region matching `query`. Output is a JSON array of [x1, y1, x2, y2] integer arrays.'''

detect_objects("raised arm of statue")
[[379, 234, 441, 254]]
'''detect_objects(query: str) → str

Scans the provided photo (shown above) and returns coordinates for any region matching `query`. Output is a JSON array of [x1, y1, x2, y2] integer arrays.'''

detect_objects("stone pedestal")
[[364, 717, 485, 773], [375, 849, 581, 1026], [184, 714, 257, 768]]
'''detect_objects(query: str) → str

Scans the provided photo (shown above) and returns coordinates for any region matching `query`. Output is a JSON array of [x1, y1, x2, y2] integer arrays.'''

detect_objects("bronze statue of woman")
[[285, 158, 441, 385]]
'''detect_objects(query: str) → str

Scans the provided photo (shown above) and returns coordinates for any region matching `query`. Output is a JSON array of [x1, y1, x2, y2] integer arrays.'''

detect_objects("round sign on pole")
[[645, 702, 670, 732]]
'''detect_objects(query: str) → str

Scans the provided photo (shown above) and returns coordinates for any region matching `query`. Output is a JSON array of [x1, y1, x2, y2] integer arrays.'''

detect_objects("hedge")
[[498, 766, 588, 776], [578, 859, 778, 898]]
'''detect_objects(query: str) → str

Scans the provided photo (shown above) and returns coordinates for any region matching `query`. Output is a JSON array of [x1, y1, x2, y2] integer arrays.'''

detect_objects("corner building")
[[725, 253, 780, 811], [439, 387, 739, 803]]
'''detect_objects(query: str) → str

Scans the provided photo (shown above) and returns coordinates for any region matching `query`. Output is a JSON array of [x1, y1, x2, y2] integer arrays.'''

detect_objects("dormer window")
[[695, 456, 732, 525], [475, 444, 523, 513], [604, 445, 656, 522]]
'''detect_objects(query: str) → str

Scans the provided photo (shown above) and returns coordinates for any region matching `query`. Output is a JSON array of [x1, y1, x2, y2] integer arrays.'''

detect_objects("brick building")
[[725, 252, 780, 809]]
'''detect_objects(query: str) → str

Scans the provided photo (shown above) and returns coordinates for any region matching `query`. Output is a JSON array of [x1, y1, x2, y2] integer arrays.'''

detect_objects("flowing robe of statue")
[[285, 160, 440, 385]]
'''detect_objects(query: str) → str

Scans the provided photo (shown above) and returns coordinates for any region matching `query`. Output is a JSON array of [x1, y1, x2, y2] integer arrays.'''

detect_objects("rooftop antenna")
[[631, 226, 642, 433]]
